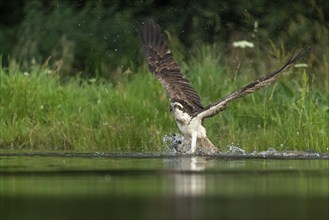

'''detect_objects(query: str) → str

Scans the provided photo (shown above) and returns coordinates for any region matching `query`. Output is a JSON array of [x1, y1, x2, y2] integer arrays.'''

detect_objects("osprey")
[[138, 18, 308, 154]]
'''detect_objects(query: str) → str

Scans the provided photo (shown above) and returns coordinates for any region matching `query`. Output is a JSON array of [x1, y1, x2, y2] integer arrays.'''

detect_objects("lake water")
[[0, 152, 328, 220]]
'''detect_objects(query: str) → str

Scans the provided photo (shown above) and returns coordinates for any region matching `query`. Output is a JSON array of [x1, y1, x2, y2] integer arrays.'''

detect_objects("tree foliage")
[[0, 0, 328, 79]]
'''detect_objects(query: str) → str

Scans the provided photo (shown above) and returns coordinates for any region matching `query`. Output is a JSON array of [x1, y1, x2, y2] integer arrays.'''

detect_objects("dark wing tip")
[[138, 18, 164, 54], [263, 45, 311, 80], [289, 45, 311, 64]]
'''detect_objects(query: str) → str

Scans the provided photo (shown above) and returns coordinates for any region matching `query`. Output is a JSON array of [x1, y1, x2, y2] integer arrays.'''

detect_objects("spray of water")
[[162, 134, 325, 158]]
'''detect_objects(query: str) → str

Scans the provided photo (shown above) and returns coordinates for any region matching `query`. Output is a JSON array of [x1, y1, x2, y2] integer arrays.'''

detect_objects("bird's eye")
[[170, 103, 184, 111], [175, 104, 183, 110]]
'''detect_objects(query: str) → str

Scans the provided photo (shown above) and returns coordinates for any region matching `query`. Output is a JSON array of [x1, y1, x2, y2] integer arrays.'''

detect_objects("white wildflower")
[[232, 40, 254, 48], [89, 78, 96, 83], [294, 63, 308, 68]]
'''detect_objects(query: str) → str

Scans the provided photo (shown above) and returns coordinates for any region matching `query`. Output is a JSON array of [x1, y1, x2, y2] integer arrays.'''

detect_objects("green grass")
[[0, 45, 328, 153]]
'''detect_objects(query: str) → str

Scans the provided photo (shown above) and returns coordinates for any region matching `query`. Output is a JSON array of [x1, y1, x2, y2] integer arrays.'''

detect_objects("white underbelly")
[[176, 119, 206, 138]]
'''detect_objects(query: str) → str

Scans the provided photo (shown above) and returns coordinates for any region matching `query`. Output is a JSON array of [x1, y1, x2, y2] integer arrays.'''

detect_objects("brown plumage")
[[138, 18, 203, 115], [138, 18, 309, 154]]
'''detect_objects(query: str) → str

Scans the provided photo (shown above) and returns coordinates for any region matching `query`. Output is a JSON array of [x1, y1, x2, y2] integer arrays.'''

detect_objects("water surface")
[[1, 152, 328, 220]]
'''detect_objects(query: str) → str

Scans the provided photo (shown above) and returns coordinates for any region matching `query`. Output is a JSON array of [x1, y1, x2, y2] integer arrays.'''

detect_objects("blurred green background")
[[1, 0, 328, 80], [0, 0, 328, 151]]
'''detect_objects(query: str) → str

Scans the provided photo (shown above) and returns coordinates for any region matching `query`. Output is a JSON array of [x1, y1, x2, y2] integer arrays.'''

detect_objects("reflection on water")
[[0, 154, 328, 220], [164, 157, 208, 196]]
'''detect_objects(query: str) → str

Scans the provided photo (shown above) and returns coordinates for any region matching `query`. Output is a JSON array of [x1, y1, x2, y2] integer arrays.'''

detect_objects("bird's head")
[[170, 102, 191, 124], [170, 102, 184, 112]]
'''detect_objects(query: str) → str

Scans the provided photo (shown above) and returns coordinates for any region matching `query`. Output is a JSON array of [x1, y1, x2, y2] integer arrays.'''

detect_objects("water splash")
[[163, 134, 188, 153], [162, 134, 328, 159], [252, 148, 322, 158], [224, 145, 246, 155]]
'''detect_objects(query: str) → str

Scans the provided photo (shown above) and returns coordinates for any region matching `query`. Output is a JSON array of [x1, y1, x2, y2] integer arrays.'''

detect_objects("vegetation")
[[1, 1, 328, 78], [0, 43, 328, 152], [0, 1, 328, 152]]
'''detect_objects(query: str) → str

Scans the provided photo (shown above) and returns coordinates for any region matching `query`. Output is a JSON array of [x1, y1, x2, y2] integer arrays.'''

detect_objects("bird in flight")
[[138, 18, 308, 154]]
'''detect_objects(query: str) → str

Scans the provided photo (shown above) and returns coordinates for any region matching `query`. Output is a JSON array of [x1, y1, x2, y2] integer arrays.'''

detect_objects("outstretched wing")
[[139, 18, 203, 114], [196, 46, 310, 120]]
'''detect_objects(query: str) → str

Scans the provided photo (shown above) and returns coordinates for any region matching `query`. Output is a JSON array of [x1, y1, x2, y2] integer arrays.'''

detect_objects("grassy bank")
[[0, 46, 328, 153]]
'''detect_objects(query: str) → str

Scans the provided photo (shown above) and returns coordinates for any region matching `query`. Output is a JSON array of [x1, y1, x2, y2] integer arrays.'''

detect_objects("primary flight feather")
[[139, 18, 309, 154]]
